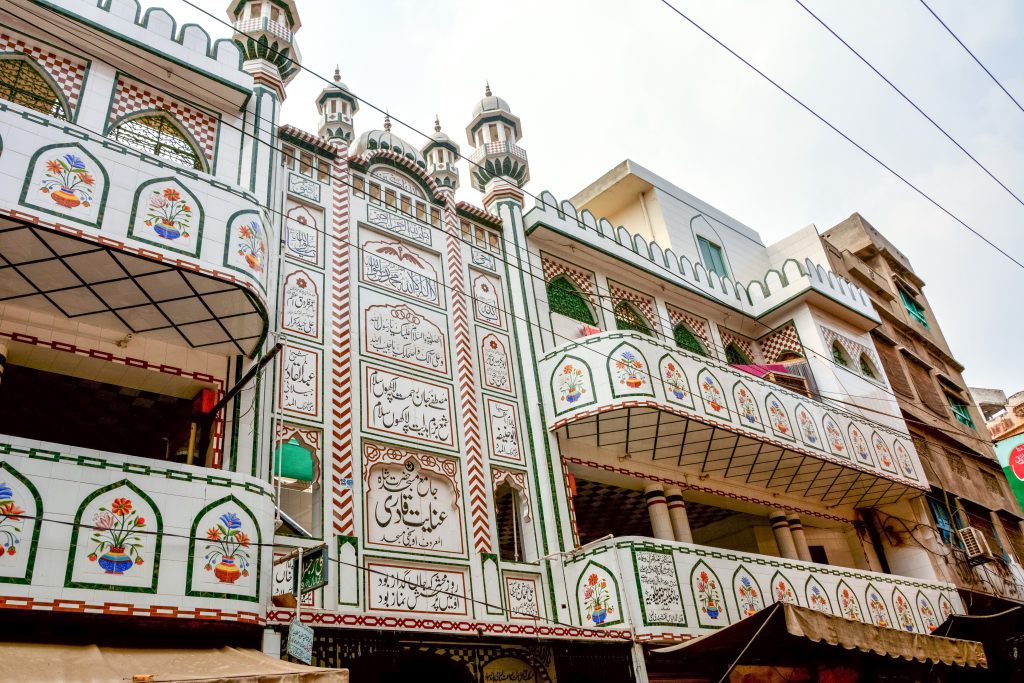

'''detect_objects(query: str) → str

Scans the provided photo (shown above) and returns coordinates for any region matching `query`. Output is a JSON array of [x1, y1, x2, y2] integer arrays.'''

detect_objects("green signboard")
[[298, 545, 329, 595], [995, 434, 1024, 512]]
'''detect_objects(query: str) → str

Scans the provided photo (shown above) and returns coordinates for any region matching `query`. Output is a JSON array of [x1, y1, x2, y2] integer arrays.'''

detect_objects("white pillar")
[[787, 514, 813, 562], [644, 484, 675, 541], [769, 509, 798, 560], [665, 488, 693, 543]]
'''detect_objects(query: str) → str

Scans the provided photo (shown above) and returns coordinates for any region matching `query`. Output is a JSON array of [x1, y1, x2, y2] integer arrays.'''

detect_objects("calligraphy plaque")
[[364, 443, 464, 556], [360, 235, 443, 308], [288, 172, 321, 203], [472, 272, 505, 329], [479, 332, 515, 395], [281, 265, 322, 341], [361, 289, 449, 377], [363, 364, 455, 449], [634, 549, 686, 626], [279, 344, 321, 419], [284, 203, 322, 266], [485, 397, 522, 462], [505, 575, 541, 620], [366, 205, 432, 246], [366, 560, 469, 615], [299, 545, 329, 593]]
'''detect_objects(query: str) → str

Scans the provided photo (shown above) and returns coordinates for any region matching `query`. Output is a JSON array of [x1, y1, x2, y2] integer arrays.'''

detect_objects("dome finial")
[[485, 81, 492, 97], [383, 111, 391, 132], [333, 65, 341, 83], [434, 115, 441, 133]]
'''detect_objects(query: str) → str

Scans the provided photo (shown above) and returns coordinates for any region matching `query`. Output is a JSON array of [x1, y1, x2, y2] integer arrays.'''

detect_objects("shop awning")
[[0, 643, 348, 682], [653, 603, 986, 670]]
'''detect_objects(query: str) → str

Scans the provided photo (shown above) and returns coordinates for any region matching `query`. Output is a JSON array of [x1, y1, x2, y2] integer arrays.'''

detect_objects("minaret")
[[317, 67, 359, 144], [465, 83, 528, 210], [422, 116, 460, 192]]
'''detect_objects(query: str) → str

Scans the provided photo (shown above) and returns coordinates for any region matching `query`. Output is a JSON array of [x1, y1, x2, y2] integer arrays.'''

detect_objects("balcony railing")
[[0, 434, 274, 623], [235, 17, 292, 42], [469, 140, 528, 165], [540, 331, 927, 508], [560, 536, 963, 642]]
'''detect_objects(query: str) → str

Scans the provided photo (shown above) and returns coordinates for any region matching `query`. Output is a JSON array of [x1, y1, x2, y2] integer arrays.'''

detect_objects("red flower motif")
[[588, 573, 599, 586], [136, 517, 146, 527], [238, 225, 252, 239], [111, 498, 132, 516], [0, 502, 24, 519], [79, 172, 95, 187], [135, 558, 144, 565], [6, 547, 15, 555], [45, 160, 63, 174], [235, 532, 251, 547], [296, 278, 307, 289], [88, 553, 97, 562], [206, 527, 222, 541], [163, 188, 181, 201]]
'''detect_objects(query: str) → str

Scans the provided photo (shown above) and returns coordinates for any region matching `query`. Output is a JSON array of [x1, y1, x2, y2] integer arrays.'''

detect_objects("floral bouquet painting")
[[203, 512, 252, 584], [236, 220, 266, 273], [87, 497, 146, 575], [0, 482, 25, 557], [582, 573, 614, 625], [40, 154, 95, 209], [145, 187, 193, 240]]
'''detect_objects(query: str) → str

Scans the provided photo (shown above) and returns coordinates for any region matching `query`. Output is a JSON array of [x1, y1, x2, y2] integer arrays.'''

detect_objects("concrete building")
[[822, 213, 1024, 610], [0, 1, 994, 680]]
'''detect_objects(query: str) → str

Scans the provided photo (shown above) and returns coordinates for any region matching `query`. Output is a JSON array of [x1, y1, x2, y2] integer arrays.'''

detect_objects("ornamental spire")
[[333, 65, 341, 83], [485, 81, 492, 97], [383, 111, 391, 132], [434, 115, 442, 133]]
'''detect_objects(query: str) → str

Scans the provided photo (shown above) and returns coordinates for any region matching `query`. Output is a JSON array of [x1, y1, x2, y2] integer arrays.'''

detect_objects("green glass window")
[[859, 354, 876, 379], [546, 276, 595, 325], [109, 113, 205, 171], [927, 495, 959, 547], [673, 323, 706, 356], [0, 55, 67, 120], [947, 394, 976, 430], [898, 286, 929, 328], [831, 341, 849, 367], [725, 343, 751, 365], [697, 237, 729, 278], [613, 300, 652, 336]]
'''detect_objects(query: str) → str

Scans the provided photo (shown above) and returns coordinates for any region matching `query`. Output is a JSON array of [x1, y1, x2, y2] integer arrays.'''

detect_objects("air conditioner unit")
[[958, 527, 994, 566]]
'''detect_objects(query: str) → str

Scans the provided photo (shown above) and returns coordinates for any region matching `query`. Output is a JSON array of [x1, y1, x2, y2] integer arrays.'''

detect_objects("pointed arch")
[[765, 393, 794, 440], [830, 341, 850, 367], [804, 576, 832, 614], [546, 275, 596, 325], [107, 109, 207, 171], [0, 460, 43, 585], [864, 583, 892, 628], [691, 560, 730, 627], [672, 322, 706, 356], [916, 591, 939, 633], [725, 342, 751, 365], [732, 380, 764, 431], [732, 566, 765, 618], [769, 571, 798, 605], [186, 494, 262, 601], [858, 353, 878, 379], [0, 53, 70, 120], [836, 580, 863, 621], [891, 587, 919, 633], [613, 299, 652, 336], [608, 341, 653, 397]]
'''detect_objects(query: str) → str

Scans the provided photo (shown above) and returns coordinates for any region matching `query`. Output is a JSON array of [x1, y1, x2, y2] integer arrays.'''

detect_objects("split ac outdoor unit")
[[958, 527, 994, 567]]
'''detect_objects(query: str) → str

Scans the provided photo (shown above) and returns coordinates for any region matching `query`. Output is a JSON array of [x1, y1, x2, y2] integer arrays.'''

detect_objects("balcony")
[[0, 101, 270, 357], [235, 17, 293, 43], [0, 433, 274, 623], [560, 535, 962, 641], [540, 331, 927, 508]]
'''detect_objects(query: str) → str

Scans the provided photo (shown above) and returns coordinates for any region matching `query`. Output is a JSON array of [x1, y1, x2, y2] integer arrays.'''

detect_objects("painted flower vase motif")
[[824, 417, 845, 454], [839, 588, 861, 621], [663, 362, 688, 400], [775, 581, 795, 604], [591, 606, 607, 625], [558, 364, 586, 404], [850, 427, 871, 463], [203, 512, 252, 584], [145, 188, 193, 241], [696, 570, 722, 619], [737, 576, 760, 616], [582, 573, 614, 625], [797, 409, 818, 444], [808, 586, 828, 612], [894, 595, 915, 632], [867, 591, 888, 628], [236, 219, 267, 273], [701, 375, 724, 413], [705, 599, 720, 619], [767, 398, 790, 435], [0, 482, 25, 557], [736, 387, 758, 424], [87, 497, 146, 574], [614, 350, 645, 389], [40, 155, 95, 209]]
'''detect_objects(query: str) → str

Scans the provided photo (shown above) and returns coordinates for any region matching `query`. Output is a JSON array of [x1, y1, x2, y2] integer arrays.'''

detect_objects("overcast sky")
[[156, 0, 1024, 395]]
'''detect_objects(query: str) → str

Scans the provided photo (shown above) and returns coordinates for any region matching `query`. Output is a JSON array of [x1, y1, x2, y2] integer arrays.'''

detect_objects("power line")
[[918, 0, 1024, 117], [657, 0, 1024, 271], [794, 0, 1024, 211]]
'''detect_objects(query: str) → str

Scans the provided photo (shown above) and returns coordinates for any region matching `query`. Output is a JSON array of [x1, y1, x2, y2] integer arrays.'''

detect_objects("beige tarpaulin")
[[653, 602, 986, 669], [1, 643, 349, 683]]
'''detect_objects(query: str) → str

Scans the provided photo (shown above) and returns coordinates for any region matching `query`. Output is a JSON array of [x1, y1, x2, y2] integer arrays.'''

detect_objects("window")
[[488, 123, 498, 141], [547, 276, 595, 325], [108, 113, 205, 170], [905, 357, 946, 415], [927, 494, 958, 546], [613, 300, 652, 336], [330, 100, 336, 114], [271, 6, 281, 22], [808, 545, 830, 564], [673, 323, 706, 356], [250, 2, 261, 18], [369, 181, 381, 201], [400, 195, 411, 216], [898, 286, 929, 328], [859, 354, 877, 379], [416, 201, 427, 222], [0, 56, 68, 120], [697, 237, 728, 278], [384, 188, 397, 209], [830, 341, 849, 367], [281, 144, 295, 168], [495, 482, 524, 562], [429, 207, 441, 227], [353, 175, 365, 196], [725, 343, 751, 365], [299, 151, 313, 176], [947, 394, 976, 429], [316, 160, 330, 183]]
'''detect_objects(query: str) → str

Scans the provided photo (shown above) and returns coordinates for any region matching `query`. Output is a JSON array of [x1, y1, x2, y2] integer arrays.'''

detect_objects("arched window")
[[0, 54, 68, 120], [108, 112, 205, 171], [673, 323, 706, 356], [546, 275, 595, 325], [613, 300, 652, 336], [495, 481, 523, 562], [859, 354, 877, 379], [776, 350, 803, 363], [831, 341, 849, 367], [725, 343, 751, 365]]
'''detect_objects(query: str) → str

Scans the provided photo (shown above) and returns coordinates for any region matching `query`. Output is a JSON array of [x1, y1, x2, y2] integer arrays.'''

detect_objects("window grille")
[[108, 113, 204, 170], [0, 56, 67, 120]]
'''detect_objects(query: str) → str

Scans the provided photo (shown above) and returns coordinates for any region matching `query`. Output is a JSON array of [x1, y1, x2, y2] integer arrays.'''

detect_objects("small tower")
[[228, 0, 302, 96], [465, 83, 529, 192], [317, 66, 359, 144], [422, 116, 460, 192]]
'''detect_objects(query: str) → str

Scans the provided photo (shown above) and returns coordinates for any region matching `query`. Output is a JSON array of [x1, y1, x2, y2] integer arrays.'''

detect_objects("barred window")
[[0, 55, 68, 120], [108, 113, 205, 171], [673, 323, 706, 357], [613, 300, 652, 336], [725, 343, 752, 365], [547, 276, 595, 326]]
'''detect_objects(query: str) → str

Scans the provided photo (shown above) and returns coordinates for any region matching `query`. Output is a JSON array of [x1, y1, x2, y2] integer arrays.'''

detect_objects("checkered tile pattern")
[[720, 328, 758, 363], [608, 280, 659, 333], [667, 306, 713, 356], [819, 326, 880, 369], [1, 29, 87, 116], [541, 254, 597, 298], [759, 323, 802, 362], [108, 76, 218, 166]]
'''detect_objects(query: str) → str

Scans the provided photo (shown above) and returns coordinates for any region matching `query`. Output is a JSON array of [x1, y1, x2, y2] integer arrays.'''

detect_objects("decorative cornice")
[[348, 149, 446, 204], [456, 201, 501, 229], [278, 124, 337, 158]]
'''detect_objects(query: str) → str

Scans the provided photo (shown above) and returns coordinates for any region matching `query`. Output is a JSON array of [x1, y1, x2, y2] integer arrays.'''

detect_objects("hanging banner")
[[995, 434, 1024, 512], [286, 621, 314, 665]]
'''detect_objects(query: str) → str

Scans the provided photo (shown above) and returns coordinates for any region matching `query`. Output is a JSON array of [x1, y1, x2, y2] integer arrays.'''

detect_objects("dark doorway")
[[346, 650, 473, 683]]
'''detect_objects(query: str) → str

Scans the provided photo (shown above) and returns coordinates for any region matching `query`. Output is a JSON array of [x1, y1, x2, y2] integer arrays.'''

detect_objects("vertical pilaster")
[[770, 509, 799, 560], [645, 484, 675, 541]]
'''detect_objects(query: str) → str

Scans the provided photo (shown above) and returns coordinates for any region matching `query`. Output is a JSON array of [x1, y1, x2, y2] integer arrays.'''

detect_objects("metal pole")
[[716, 602, 781, 683]]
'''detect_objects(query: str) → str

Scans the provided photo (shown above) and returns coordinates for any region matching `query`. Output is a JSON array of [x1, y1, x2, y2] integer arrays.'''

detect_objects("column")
[[787, 514, 813, 562], [769, 509, 798, 560], [665, 488, 693, 543], [644, 484, 675, 541]]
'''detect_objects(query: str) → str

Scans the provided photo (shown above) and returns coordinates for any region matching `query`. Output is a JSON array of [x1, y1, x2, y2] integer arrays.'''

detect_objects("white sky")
[[154, 0, 1024, 395]]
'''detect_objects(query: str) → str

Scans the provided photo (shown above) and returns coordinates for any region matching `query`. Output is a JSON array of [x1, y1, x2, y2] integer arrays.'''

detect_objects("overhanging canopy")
[[653, 603, 985, 670], [0, 643, 347, 682]]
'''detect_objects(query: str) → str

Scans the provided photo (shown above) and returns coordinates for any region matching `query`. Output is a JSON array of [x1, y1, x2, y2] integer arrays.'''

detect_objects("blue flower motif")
[[219, 512, 242, 529], [740, 577, 751, 588], [0, 483, 12, 501], [63, 154, 85, 170]]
